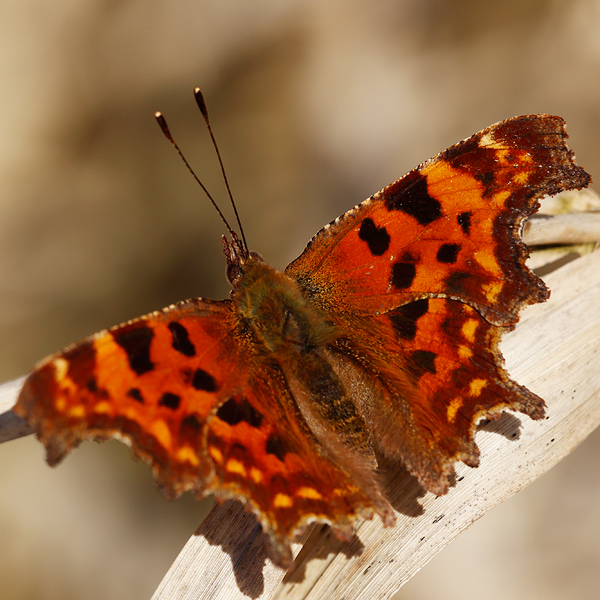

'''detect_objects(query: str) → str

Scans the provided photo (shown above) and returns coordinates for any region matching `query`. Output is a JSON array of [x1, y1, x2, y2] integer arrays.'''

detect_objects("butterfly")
[[14, 98, 591, 567]]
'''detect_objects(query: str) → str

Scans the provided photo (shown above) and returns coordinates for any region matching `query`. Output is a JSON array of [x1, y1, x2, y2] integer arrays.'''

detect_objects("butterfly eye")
[[227, 263, 243, 285]]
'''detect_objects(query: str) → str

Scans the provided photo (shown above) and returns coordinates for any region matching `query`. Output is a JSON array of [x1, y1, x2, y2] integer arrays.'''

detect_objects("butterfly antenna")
[[194, 87, 248, 252], [154, 111, 238, 242]]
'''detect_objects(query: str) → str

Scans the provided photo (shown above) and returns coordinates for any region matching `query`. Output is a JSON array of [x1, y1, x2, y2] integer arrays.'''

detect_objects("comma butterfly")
[[14, 96, 591, 567]]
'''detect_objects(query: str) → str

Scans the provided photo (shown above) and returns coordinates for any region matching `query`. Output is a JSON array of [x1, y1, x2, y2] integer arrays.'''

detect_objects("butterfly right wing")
[[15, 297, 392, 567], [283, 115, 590, 496]]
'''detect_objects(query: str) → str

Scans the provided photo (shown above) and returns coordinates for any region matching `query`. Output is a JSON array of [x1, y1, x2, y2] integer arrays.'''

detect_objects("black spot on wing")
[[384, 171, 442, 225], [85, 377, 109, 399], [410, 350, 437, 378], [127, 388, 144, 403], [436, 243, 461, 264], [390, 262, 416, 290], [476, 171, 495, 186], [457, 212, 472, 235], [192, 368, 218, 392], [358, 218, 390, 256], [216, 397, 263, 428], [445, 271, 470, 295], [266, 436, 288, 462], [113, 325, 154, 376], [159, 392, 181, 410], [180, 414, 202, 434], [168, 321, 196, 357], [389, 299, 429, 341]]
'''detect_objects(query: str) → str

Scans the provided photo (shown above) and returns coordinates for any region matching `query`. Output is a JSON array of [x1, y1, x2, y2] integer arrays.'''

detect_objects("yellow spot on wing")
[[209, 446, 224, 464], [513, 170, 529, 184], [461, 319, 478, 343], [67, 406, 85, 418], [176, 446, 199, 466], [151, 420, 172, 449], [478, 134, 511, 162], [124, 406, 139, 420], [478, 132, 503, 149], [297, 487, 322, 500], [94, 401, 111, 415], [469, 378, 487, 396], [520, 151, 533, 163], [474, 248, 499, 275], [52, 358, 70, 381], [274, 493, 293, 508], [490, 190, 511, 208], [250, 467, 263, 484], [482, 280, 503, 303], [458, 345, 473, 360], [447, 398, 463, 422], [52, 357, 77, 403], [225, 458, 247, 478]]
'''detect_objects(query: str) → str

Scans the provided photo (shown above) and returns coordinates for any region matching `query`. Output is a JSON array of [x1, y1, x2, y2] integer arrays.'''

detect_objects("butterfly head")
[[222, 231, 264, 287]]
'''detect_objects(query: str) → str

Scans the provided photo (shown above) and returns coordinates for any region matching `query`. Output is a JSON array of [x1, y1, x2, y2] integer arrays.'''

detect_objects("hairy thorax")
[[231, 255, 338, 354]]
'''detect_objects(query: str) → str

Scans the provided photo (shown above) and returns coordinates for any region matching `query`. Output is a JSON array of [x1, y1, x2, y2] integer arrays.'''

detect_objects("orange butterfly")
[[15, 96, 590, 567]]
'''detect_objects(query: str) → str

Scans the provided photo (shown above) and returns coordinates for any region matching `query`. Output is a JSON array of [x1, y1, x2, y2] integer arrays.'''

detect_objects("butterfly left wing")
[[15, 299, 242, 495], [14, 298, 393, 567]]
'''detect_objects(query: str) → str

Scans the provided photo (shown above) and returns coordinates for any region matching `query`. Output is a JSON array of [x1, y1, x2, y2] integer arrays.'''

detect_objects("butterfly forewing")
[[17, 299, 241, 492], [286, 115, 589, 325]]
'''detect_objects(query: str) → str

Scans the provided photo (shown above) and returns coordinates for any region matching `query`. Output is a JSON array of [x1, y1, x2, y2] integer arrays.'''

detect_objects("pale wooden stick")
[[0, 376, 29, 443], [524, 212, 600, 246]]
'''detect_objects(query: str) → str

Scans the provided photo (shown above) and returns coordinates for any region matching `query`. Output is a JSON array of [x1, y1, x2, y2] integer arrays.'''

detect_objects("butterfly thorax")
[[230, 254, 338, 354]]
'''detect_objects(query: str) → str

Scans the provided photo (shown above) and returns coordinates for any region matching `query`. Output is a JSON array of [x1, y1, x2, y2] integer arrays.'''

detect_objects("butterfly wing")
[[286, 115, 590, 325], [286, 114, 590, 494], [15, 298, 392, 567], [323, 297, 545, 495]]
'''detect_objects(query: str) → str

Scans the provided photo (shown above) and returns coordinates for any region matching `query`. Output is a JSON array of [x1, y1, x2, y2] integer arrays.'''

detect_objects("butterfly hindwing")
[[327, 297, 545, 494]]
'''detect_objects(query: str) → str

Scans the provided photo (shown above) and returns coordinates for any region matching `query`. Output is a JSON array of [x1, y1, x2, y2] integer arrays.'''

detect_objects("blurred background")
[[1, 1, 599, 598]]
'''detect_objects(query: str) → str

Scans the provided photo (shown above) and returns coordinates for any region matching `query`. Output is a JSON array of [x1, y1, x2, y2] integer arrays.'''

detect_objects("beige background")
[[1, 1, 599, 598]]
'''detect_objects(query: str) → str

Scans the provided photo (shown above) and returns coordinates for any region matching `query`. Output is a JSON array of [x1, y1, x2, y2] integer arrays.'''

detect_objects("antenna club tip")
[[193, 88, 209, 119], [154, 112, 172, 139]]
